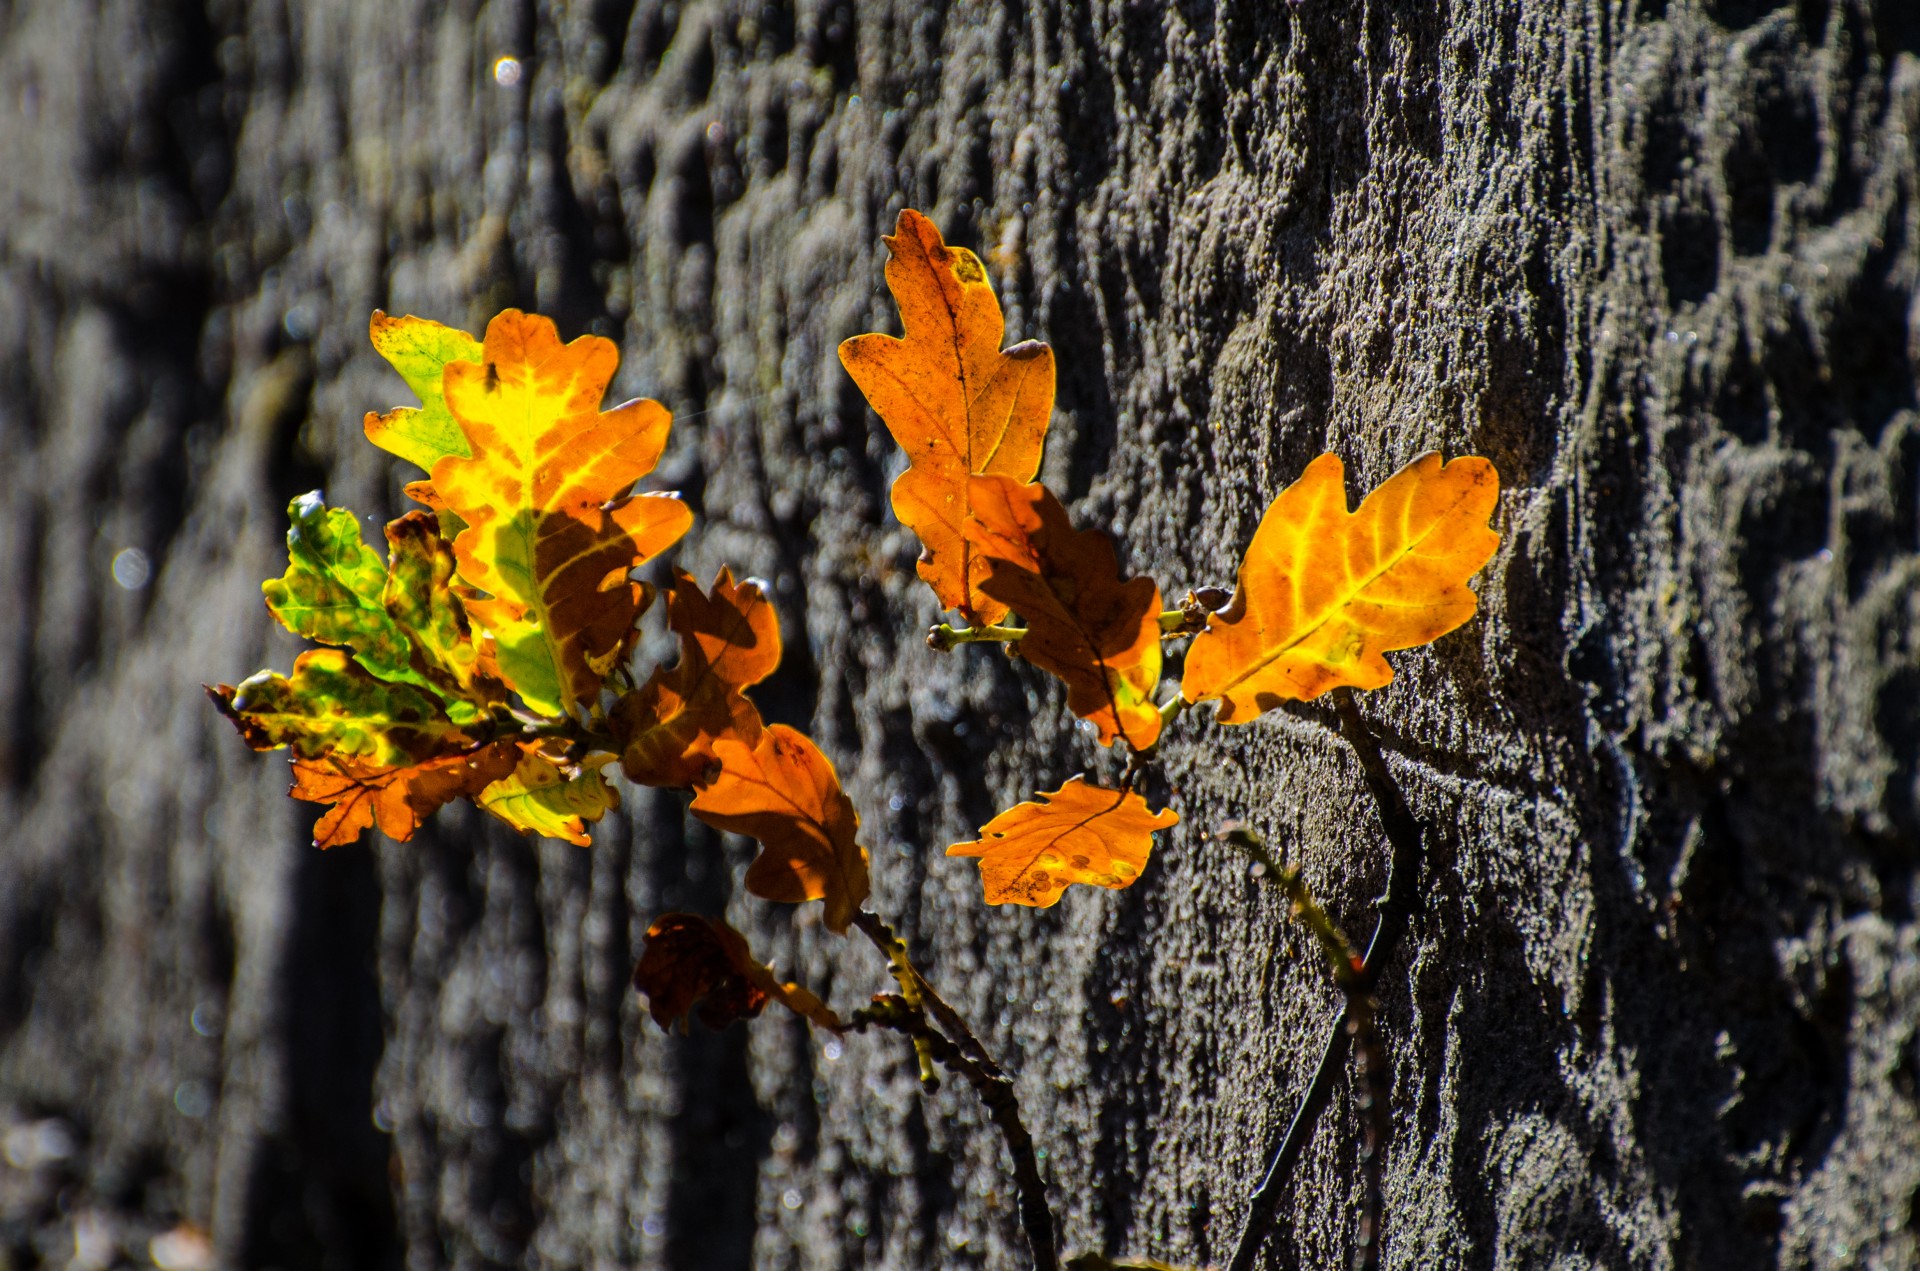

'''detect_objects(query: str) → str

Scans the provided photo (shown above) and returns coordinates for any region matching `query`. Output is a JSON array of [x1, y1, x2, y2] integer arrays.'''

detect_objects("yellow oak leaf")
[[838, 208, 1054, 625], [477, 746, 620, 846], [430, 309, 692, 716], [363, 311, 482, 474], [1182, 451, 1501, 720]]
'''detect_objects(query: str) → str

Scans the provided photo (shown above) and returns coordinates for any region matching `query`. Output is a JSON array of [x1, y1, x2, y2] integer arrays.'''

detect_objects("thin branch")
[[928, 621, 1027, 651], [851, 996, 1059, 1271], [852, 910, 940, 1092], [1328, 688, 1425, 993], [853, 910, 1001, 1076], [1221, 826, 1363, 989], [1347, 998, 1389, 1271], [1227, 688, 1425, 1271], [1229, 1002, 1352, 1271]]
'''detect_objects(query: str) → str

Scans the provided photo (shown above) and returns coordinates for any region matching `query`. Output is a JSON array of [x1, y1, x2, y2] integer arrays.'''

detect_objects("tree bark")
[[1, 1, 1916, 1268]]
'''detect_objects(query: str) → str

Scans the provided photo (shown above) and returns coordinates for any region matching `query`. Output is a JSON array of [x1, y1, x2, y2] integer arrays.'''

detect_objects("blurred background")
[[1, 2, 1916, 1269]]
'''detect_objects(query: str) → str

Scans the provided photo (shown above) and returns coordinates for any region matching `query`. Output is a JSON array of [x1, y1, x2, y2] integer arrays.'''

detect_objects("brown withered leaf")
[[1182, 451, 1500, 719], [611, 568, 781, 787], [689, 725, 871, 933], [947, 777, 1179, 907], [289, 741, 522, 849], [964, 476, 1164, 749], [632, 912, 842, 1032], [838, 208, 1054, 625]]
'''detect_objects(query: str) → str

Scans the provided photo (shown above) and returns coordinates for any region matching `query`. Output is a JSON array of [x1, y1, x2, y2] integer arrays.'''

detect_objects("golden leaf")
[[611, 568, 781, 787], [947, 777, 1179, 908], [965, 476, 1164, 749], [289, 742, 522, 849], [1182, 451, 1500, 720], [430, 309, 692, 715]]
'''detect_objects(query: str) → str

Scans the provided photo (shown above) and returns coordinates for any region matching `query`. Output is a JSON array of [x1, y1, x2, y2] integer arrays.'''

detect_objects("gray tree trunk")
[[2, 1, 1916, 1268]]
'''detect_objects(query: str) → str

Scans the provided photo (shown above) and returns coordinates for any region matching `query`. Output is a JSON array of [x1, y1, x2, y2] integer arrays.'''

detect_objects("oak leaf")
[[689, 725, 871, 933], [381, 511, 507, 705], [477, 747, 620, 846], [611, 568, 781, 787], [1182, 451, 1500, 720], [290, 741, 522, 849], [261, 495, 499, 718], [839, 208, 1054, 625], [430, 309, 692, 716], [946, 777, 1179, 908], [262, 492, 428, 688], [363, 311, 482, 474], [965, 476, 1164, 749], [632, 912, 842, 1032], [208, 649, 479, 766]]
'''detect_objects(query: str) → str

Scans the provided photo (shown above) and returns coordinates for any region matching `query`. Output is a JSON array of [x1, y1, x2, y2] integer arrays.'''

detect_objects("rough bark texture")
[[2, 1, 1917, 1268]]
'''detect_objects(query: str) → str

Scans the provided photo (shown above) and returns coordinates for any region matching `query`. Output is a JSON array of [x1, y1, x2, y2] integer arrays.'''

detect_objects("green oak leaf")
[[264, 492, 421, 677], [363, 311, 482, 473], [263, 494, 486, 724], [208, 649, 477, 767]]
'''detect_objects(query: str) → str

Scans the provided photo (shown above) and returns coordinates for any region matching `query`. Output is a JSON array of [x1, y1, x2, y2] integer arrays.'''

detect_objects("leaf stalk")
[[927, 621, 1027, 651]]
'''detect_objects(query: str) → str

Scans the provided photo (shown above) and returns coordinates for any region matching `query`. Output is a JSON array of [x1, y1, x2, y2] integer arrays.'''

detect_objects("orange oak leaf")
[[838, 208, 1054, 625], [289, 741, 522, 849], [632, 912, 842, 1032], [610, 568, 781, 787], [964, 476, 1165, 749], [1182, 451, 1501, 720], [946, 777, 1179, 908], [429, 309, 693, 716], [689, 725, 871, 933]]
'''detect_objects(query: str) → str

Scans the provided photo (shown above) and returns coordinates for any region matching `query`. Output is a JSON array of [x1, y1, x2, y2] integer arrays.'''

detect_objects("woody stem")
[[847, 995, 1058, 1271], [1227, 687, 1425, 1271]]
